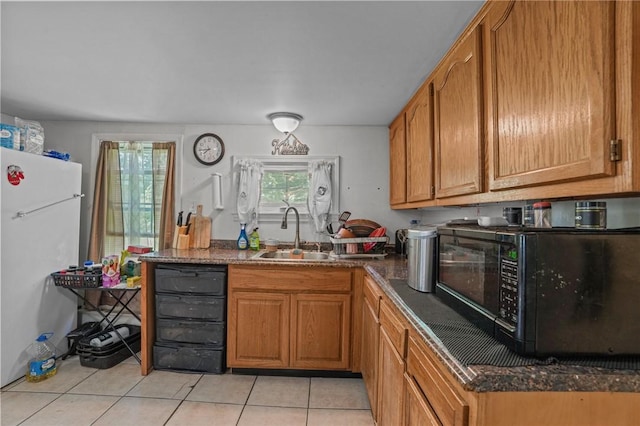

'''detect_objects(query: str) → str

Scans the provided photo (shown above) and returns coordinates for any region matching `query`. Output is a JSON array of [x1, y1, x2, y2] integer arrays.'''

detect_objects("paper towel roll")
[[212, 173, 224, 210]]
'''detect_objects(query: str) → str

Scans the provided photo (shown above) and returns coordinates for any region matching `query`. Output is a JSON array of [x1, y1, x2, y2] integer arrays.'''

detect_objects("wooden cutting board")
[[193, 205, 211, 249]]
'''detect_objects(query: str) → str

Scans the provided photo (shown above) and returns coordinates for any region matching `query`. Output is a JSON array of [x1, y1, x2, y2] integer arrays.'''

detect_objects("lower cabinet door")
[[290, 293, 351, 370], [405, 373, 442, 426], [377, 327, 406, 426], [227, 292, 290, 368], [361, 296, 380, 420]]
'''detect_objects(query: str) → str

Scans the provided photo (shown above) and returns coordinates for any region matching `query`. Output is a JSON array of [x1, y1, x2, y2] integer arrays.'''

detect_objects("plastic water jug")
[[26, 333, 57, 382]]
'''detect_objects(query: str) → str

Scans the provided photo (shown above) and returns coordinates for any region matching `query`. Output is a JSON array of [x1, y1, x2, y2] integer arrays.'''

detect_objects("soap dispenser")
[[249, 227, 260, 251]]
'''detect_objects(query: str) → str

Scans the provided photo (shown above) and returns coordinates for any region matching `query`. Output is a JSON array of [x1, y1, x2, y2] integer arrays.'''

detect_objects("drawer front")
[[156, 294, 225, 321], [407, 337, 468, 426], [155, 265, 226, 295], [405, 373, 443, 426], [156, 318, 225, 346], [229, 265, 351, 292], [153, 343, 224, 373], [363, 275, 383, 317], [379, 299, 407, 357]]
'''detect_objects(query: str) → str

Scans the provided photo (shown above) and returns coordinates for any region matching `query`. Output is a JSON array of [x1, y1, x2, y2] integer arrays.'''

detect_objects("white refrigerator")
[[1, 148, 81, 387]]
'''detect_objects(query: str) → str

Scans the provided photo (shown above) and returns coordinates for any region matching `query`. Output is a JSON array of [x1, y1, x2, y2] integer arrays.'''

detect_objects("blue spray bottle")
[[237, 224, 249, 250]]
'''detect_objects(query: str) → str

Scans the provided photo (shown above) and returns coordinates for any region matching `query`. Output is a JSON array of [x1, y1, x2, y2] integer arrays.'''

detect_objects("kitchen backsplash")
[[416, 197, 640, 230]]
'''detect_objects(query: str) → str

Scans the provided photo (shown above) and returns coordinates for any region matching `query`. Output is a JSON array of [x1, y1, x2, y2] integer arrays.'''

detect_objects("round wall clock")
[[193, 133, 225, 166]]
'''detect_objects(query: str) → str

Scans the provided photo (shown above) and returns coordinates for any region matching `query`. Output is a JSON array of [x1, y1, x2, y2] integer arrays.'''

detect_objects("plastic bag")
[[15, 117, 44, 154]]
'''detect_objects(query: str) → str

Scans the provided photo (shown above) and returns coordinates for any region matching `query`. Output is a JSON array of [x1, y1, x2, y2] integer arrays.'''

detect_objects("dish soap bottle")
[[237, 224, 249, 250], [26, 333, 57, 382], [249, 227, 260, 251]]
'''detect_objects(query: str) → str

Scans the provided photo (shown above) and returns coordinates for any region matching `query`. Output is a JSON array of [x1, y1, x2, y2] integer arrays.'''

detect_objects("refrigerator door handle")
[[14, 193, 84, 219]]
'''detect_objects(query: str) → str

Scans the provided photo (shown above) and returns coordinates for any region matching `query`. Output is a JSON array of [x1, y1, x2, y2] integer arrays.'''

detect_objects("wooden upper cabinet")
[[406, 83, 435, 202], [484, 0, 616, 191], [434, 26, 484, 198], [389, 113, 407, 205]]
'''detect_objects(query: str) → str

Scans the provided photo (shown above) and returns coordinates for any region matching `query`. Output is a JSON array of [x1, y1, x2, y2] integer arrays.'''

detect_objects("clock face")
[[194, 133, 225, 165]]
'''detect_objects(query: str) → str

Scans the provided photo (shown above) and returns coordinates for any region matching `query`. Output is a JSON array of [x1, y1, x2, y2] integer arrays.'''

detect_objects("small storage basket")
[[51, 270, 102, 288], [330, 236, 388, 258]]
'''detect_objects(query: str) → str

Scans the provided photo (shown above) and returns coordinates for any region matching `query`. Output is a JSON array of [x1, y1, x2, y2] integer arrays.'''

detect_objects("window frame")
[[232, 155, 340, 223]]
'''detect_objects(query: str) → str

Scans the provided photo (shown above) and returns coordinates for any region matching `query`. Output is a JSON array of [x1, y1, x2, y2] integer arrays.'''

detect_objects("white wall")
[[39, 120, 414, 260], [9, 118, 640, 263]]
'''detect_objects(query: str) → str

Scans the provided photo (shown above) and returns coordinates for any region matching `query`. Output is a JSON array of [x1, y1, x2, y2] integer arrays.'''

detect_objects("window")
[[112, 142, 167, 248], [234, 156, 339, 221], [89, 139, 177, 259]]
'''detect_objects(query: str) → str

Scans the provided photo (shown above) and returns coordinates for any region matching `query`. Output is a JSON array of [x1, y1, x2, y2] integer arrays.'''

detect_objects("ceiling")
[[1, 1, 484, 127]]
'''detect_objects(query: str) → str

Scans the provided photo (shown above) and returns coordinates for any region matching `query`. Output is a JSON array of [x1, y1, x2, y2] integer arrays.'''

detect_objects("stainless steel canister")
[[407, 227, 438, 293]]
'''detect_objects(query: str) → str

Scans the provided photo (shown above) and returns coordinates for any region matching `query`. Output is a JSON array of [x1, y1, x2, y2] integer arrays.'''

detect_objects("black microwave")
[[436, 224, 640, 357]]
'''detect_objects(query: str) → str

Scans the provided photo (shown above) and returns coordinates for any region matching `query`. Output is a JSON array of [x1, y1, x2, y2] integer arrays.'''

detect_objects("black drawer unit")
[[156, 318, 225, 346], [154, 264, 227, 374], [155, 265, 226, 295], [153, 342, 225, 374], [155, 293, 225, 321]]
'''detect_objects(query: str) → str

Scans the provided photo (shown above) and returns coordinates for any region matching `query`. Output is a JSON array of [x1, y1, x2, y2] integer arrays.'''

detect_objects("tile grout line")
[[306, 376, 312, 426], [231, 372, 258, 425]]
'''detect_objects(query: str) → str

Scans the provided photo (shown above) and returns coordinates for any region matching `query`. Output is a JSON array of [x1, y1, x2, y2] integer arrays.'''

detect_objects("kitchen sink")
[[250, 250, 333, 261]]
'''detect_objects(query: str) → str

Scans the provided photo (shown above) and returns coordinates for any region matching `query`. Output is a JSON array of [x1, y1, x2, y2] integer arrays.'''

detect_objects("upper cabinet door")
[[434, 27, 484, 199], [406, 83, 434, 202], [485, 1, 616, 191], [389, 113, 407, 206]]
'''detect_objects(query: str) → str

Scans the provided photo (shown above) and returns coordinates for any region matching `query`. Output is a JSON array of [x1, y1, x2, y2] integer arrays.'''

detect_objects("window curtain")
[[236, 159, 263, 232], [308, 160, 332, 233], [86, 140, 175, 310]]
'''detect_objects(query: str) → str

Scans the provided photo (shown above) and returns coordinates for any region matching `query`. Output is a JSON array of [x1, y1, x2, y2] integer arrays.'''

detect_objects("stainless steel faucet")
[[281, 206, 301, 249]]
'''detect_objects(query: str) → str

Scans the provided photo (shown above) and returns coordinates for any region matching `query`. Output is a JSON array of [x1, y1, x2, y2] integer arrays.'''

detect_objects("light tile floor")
[[1, 355, 374, 426]]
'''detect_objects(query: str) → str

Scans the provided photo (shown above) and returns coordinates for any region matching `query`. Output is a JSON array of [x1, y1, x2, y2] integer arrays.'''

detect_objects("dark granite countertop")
[[141, 246, 640, 393]]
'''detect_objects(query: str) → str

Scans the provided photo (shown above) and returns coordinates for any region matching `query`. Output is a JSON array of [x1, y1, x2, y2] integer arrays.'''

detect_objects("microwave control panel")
[[498, 249, 519, 326]]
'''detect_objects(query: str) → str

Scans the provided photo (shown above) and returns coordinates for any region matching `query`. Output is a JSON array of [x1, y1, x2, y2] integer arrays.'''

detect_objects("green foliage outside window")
[[261, 170, 308, 206]]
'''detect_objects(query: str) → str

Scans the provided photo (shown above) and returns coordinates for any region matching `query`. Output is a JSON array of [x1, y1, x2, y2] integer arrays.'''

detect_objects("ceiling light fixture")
[[268, 112, 303, 134]]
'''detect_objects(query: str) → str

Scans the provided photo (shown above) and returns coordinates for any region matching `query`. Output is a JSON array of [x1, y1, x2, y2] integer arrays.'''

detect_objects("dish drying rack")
[[329, 236, 388, 259]]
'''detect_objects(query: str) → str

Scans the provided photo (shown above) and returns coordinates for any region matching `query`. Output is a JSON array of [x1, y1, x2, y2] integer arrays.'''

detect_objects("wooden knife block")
[[173, 225, 189, 249]]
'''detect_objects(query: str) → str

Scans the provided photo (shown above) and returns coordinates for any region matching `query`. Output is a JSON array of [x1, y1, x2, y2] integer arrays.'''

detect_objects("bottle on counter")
[[25, 333, 57, 382], [533, 201, 552, 228], [523, 204, 535, 227], [249, 227, 260, 251], [237, 224, 249, 250]]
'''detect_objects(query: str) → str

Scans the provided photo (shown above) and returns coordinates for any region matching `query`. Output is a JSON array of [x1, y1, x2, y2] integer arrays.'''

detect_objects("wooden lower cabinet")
[[291, 293, 351, 369], [228, 291, 290, 368], [356, 272, 640, 426], [376, 299, 409, 426], [361, 290, 380, 419], [405, 373, 442, 426], [377, 326, 406, 425], [406, 335, 469, 426], [227, 265, 352, 370]]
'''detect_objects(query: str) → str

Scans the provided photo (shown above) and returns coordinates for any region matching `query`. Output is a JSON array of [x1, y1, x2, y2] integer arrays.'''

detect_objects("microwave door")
[[438, 236, 500, 311]]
